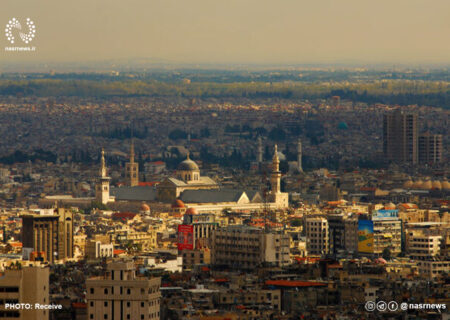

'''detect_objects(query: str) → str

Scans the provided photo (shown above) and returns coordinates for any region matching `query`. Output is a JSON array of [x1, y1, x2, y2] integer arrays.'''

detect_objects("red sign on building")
[[177, 225, 194, 250]]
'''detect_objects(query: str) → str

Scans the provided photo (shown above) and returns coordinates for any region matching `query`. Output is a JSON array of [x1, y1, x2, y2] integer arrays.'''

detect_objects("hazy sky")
[[1, 0, 450, 65]]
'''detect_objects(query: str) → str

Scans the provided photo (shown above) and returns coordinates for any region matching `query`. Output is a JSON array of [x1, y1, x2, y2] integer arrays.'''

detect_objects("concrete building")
[[86, 240, 114, 260], [418, 133, 442, 164], [383, 109, 419, 164], [305, 216, 329, 256], [211, 225, 290, 269], [21, 208, 73, 263], [372, 214, 402, 256], [182, 248, 211, 271], [0, 266, 49, 320], [406, 230, 442, 261], [86, 260, 161, 320]]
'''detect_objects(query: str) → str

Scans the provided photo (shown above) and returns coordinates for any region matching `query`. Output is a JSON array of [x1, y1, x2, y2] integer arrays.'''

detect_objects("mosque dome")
[[412, 179, 423, 189], [441, 180, 450, 190], [403, 180, 413, 189], [177, 154, 199, 171], [421, 180, 432, 190], [431, 180, 442, 190], [385, 202, 396, 210], [172, 199, 186, 208], [185, 207, 198, 215], [141, 203, 150, 212]]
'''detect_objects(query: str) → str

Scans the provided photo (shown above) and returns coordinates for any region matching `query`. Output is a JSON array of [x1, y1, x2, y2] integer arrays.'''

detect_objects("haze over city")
[[2, 0, 450, 67]]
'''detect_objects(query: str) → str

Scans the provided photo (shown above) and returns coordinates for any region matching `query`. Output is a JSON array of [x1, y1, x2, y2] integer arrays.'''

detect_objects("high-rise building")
[[211, 225, 290, 270], [418, 133, 442, 164], [383, 109, 418, 164], [86, 260, 161, 320], [305, 216, 329, 256], [125, 140, 139, 186], [0, 266, 49, 320], [22, 208, 73, 263], [297, 139, 303, 172]]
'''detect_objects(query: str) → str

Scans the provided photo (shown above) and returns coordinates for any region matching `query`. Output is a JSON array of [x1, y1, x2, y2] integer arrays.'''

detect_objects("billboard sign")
[[358, 220, 374, 253], [177, 224, 194, 251]]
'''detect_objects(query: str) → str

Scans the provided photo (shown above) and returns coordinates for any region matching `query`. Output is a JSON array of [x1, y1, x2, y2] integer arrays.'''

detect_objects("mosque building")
[[41, 145, 290, 213]]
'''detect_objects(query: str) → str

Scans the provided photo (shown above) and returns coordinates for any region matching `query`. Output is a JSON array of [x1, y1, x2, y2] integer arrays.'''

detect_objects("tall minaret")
[[297, 139, 303, 172], [125, 140, 139, 186], [96, 148, 111, 204], [257, 136, 263, 163], [270, 145, 281, 194]]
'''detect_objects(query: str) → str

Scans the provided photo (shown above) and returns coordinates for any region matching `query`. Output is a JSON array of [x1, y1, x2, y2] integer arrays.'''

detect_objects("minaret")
[[297, 139, 303, 172], [257, 136, 263, 163], [125, 140, 139, 186], [96, 148, 111, 204], [270, 145, 281, 194]]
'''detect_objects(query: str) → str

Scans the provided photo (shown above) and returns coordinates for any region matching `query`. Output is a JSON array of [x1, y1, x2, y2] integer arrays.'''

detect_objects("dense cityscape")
[[0, 68, 448, 319]]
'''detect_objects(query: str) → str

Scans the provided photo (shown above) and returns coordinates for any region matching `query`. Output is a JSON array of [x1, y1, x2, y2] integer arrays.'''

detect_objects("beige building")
[[305, 216, 329, 256], [417, 260, 450, 279], [406, 230, 442, 261], [0, 266, 49, 320], [182, 248, 211, 271], [21, 208, 73, 263], [372, 217, 402, 255], [86, 261, 161, 320], [211, 225, 290, 270], [86, 240, 114, 260]]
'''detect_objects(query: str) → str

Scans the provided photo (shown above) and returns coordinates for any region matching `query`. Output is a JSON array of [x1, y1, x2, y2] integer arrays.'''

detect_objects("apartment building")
[[86, 260, 161, 320], [0, 266, 49, 320], [211, 225, 290, 269], [305, 216, 329, 256]]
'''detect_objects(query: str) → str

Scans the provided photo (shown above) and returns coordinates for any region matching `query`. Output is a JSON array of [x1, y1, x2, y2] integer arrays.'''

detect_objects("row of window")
[[90, 311, 160, 319], [90, 286, 158, 295]]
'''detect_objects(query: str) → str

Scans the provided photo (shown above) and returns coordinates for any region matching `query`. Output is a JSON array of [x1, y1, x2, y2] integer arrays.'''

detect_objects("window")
[[90, 315, 94, 319], [104, 288, 108, 294], [104, 314, 108, 319], [127, 289, 131, 295], [141, 302, 145, 307], [90, 288, 94, 294], [104, 302, 108, 307], [127, 315, 130, 319], [127, 302, 130, 307], [90, 302, 94, 307]]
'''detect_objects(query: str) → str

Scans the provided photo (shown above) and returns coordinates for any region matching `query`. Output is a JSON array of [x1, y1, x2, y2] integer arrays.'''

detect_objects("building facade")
[[305, 216, 329, 256], [86, 261, 161, 320], [21, 208, 73, 263], [418, 133, 442, 164], [0, 266, 49, 320], [211, 225, 290, 269], [383, 110, 419, 164]]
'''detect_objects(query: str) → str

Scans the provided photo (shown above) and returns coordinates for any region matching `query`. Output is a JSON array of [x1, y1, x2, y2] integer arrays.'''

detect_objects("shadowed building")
[[383, 110, 418, 164], [21, 208, 73, 263]]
